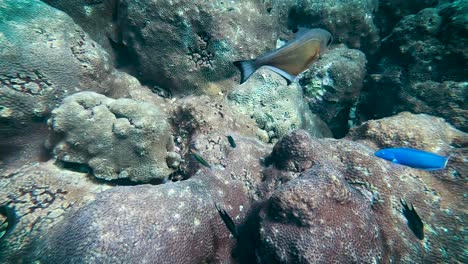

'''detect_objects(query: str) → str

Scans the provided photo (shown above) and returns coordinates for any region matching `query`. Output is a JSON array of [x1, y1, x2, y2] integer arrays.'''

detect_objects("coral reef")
[[348, 112, 467, 151], [359, 0, 468, 131], [0, 161, 109, 261], [28, 170, 250, 264], [0, 0, 466, 263], [0, 0, 160, 173], [106, 0, 278, 95], [258, 163, 383, 263], [257, 123, 466, 263], [375, 0, 439, 37], [300, 46, 367, 137], [228, 69, 331, 143], [275, 0, 380, 54], [169, 95, 271, 201], [47, 92, 176, 183]]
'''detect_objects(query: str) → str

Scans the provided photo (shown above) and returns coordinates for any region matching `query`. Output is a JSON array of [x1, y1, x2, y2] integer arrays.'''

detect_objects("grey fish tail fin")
[[233, 60, 257, 84]]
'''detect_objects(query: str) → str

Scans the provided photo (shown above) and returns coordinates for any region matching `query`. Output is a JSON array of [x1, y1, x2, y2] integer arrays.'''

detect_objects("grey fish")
[[0, 205, 18, 242], [401, 199, 424, 240], [215, 203, 239, 241], [233, 28, 333, 84]]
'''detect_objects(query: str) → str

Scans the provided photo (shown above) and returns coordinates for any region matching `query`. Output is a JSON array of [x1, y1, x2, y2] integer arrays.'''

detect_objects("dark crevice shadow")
[[54, 160, 166, 186]]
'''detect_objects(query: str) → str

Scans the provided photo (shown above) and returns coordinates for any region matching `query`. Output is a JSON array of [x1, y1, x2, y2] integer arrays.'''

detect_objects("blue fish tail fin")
[[233, 60, 257, 84]]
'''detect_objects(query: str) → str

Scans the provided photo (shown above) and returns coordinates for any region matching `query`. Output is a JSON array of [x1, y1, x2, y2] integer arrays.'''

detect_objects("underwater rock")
[[41, 0, 117, 63], [30, 171, 250, 264], [47, 91, 175, 183], [398, 81, 467, 132], [300, 46, 367, 138], [269, 129, 315, 173], [0, 0, 160, 172], [109, 0, 277, 95], [347, 111, 467, 184], [169, 96, 271, 200], [359, 1, 468, 131], [258, 163, 383, 263], [0, 161, 108, 261], [275, 0, 380, 55], [258, 127, 466, 263], [348, 112, 468, 152], [375, 0, 439, 37], [228, 69, 332, 143]]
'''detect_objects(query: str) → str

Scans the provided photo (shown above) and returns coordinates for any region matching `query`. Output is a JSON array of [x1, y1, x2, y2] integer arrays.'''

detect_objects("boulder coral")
[[300, 46, 367, 137], [360, 0, 468, 131], [257, 113, 466, 263], [47, 91, 176, 183], [0, 161, 109, 261], [258, 163, 383, 263], [107, 0, 278, 95], [228, 69, 331, 143], [275, 0, 380, 54], [28, 170, 250, 264], [0, 0, 159, 173]]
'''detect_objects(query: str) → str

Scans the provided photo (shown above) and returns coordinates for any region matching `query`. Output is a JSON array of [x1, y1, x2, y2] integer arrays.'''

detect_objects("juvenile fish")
[[233, 28, 333, 84], [0, 205, 18, 242], [190, 150, 211, 168], [374, 147, 449, 170], [400, 199, 424, 240], [227, 135, 236, 148], [215, 203, 239, 241]]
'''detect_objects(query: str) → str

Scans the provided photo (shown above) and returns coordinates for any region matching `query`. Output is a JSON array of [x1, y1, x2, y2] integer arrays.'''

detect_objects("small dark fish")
[[0, 205, 18, 242], [215, 203, 239, 240], [374, 147, 449, 170], [400, 199, 424, 240], [233, 28, 333, 84], [227, 135, 236, 148], [190, 150, 211, 168]]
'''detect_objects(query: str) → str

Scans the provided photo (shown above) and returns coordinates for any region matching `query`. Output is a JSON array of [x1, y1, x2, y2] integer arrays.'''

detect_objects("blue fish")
[[374, 147, 449, 170]]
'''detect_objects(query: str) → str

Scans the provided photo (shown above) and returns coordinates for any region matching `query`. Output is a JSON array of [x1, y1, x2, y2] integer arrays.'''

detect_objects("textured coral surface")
[[0, 0, 466, 263]]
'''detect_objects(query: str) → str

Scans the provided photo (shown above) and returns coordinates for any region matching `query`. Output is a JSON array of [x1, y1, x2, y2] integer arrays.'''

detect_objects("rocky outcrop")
[[228, 69, 332, 143], [359, 0, 468, 132], [257, 123, 466, 263], [300, 46, 367, 137], [47, 92, 176, 183], [27, 170, 250, 264]]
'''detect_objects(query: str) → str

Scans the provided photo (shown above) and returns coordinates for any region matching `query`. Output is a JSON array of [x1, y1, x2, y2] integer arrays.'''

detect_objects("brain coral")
[[48, 91, 177, 183]]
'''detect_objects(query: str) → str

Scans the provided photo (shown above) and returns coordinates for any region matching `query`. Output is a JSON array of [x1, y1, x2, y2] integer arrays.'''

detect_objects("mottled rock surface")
[[28, 171, 250, 264], [257, 125, 466, 263], [359, 1, 468, 131], [228, 69, 332, 143], [47, 92, 175, 183], [0, 161, 109, 262], [300, 46, 367, 137], [275, 0, 380, 54], [0, 0, 159, 173]]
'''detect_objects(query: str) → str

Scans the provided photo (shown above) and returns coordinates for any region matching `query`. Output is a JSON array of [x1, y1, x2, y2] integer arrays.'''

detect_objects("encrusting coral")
[[47, 91, 177, 183]]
